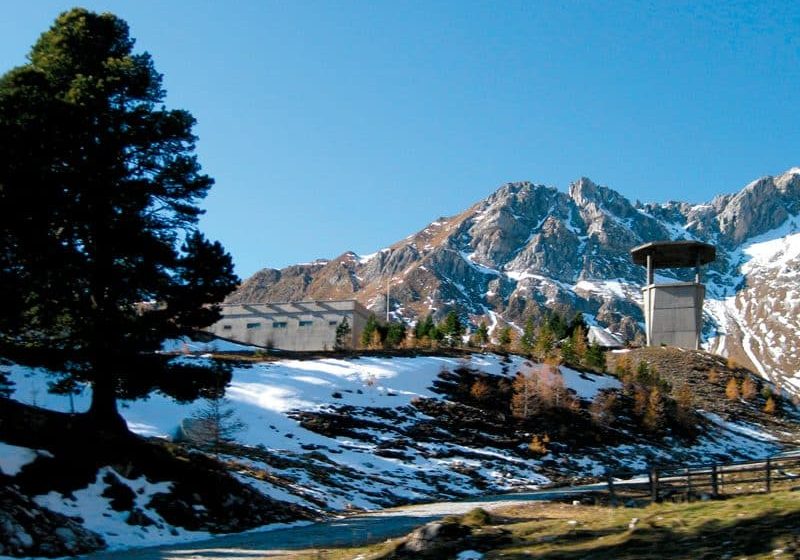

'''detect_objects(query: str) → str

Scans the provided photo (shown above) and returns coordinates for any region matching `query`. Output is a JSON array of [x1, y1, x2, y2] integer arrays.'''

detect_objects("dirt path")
[[82, 487, 595, 559]]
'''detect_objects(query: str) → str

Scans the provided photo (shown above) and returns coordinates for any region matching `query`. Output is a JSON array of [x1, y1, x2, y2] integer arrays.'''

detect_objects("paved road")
[[83, 486, 599, 560]]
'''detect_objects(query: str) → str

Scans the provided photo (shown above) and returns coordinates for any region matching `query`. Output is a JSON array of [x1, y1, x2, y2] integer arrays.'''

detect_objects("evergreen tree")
[[547, 312, 568, 340], [497, 326, 513, 351], [0, 9, 239, 432], [560, 337, 576, 364], [439, 311, 464, 347], [568, 312, 588, 337], [385, 322, 407, 348], [585, 342, 606, 371], [475, 321, 489, 347], [361, 314, 380, 348], [519, 317, 536, 355], [335, 317, 352, 350], [533, 322, 555, 360], [414, 314, 436, 340]]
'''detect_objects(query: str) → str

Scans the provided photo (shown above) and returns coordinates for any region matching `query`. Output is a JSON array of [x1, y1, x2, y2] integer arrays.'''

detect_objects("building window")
[[299, 320, 313, 327], [273, 321, 288, 328], [222, 325, 232, 330], [329, 320, 338, 326], [246, 322, 261, 329]]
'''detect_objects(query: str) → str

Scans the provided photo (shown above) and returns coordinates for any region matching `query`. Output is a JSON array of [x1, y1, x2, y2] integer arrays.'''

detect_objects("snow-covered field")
[[0, 349, 787, 554]]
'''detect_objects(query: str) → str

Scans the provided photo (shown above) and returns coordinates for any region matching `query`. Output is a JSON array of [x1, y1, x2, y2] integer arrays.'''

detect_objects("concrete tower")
[[630, 240, 716, 350]]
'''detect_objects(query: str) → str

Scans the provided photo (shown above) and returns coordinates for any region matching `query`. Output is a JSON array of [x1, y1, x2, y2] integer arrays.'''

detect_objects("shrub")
[[470, 378, 493, 402], [725, 378, 740, 401], [741, 377, 757, 400], [461, 507, 492, 527], [528, 434, 549, 456]]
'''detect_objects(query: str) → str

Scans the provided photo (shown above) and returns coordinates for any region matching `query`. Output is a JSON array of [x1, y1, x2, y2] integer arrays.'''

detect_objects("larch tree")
[[725, 378, 741, 401], [185, 394, 247, 455], [741, 376, 757, 400], [0, 9, 239, 433]]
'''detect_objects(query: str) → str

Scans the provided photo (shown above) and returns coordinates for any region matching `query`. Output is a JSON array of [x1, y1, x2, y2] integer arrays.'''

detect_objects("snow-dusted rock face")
[[230, 168, 800, 389]]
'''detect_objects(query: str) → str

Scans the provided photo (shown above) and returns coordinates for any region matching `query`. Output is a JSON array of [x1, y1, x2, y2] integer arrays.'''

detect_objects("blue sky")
[[2, 2, 799, 277]]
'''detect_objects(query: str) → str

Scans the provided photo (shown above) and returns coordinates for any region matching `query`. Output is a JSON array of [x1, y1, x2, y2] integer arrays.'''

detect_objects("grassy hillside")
[[290, 489, 800, 559]]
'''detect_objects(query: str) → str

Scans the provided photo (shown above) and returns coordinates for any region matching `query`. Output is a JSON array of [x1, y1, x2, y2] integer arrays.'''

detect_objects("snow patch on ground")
[[0, 442, 52, 476], [34, 467, 202, 550], [161, 337, 261, 353]]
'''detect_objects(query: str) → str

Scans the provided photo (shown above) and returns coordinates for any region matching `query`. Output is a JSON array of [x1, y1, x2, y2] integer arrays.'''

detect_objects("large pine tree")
[[0, 9, 239, 433]]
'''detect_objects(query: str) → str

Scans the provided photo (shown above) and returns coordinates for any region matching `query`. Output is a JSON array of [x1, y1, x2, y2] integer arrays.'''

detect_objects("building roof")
[[588, 326, 626, 349], [630, 240, 716, 269]]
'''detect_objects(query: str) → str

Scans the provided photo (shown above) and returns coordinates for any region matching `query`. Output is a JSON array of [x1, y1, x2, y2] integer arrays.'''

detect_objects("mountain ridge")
[[229, 168, 800, 389]]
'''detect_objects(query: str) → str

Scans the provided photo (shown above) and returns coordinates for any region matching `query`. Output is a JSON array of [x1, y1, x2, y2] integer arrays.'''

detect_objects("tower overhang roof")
[[630, 240, 716, 268]]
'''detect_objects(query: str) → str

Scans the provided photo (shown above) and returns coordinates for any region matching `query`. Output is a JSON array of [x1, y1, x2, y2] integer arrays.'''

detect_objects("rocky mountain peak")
[[715, 169, 800, 246], [231, 168, 800, 391]]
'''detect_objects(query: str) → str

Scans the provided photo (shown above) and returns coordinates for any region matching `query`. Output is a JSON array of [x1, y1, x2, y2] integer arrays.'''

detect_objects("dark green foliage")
[[560, 337, 576, 364], [497, 326, 513, 349], [361, 314, 381, 347], [474, 321, 489, 346], [632, 360, 671, 393], [533, 321, 555, 359], [414, 314, 439, 341], [585, 342, 606, 371], [568, 312, 588, 336], [385, 322, 407, 348], [361, 314, 406, 348], [519, 317, 536, 355], [0, 9, 239, 430], [439, 310, 464, 346], [546, 311, 568, 340], [335, 317, 351, 350]]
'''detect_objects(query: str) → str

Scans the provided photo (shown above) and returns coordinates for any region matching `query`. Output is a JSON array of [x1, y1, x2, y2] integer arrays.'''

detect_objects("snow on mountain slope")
[[230, 168, 800, 390], [703, 214, 800, 388], [2, 348, 793, 553]]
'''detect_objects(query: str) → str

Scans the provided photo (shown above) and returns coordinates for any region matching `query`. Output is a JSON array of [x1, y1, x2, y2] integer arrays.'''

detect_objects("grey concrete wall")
[[643, 282, 705, 350], [206, 300, 370, 351]]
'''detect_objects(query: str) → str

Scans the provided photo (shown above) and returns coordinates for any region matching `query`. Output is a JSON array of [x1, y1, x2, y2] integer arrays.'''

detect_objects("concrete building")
[[207, 300, 371, 351], [630, 240, 716, 350]]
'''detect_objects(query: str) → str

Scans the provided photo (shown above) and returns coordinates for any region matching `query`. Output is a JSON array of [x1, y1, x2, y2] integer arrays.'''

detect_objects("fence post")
[[650, 465, 659, 502], [686, 467, 692, 501], [766, 458, 772, 493], [711, 464, 718, 497], [607, 474, 616, 507]]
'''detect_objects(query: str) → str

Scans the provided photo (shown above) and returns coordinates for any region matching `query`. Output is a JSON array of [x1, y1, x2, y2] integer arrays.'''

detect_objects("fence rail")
[[606, 452, 800, 504]]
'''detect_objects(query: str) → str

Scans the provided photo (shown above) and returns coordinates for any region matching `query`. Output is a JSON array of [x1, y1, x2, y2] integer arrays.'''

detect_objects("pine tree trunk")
[[87, 357, 128, 435]]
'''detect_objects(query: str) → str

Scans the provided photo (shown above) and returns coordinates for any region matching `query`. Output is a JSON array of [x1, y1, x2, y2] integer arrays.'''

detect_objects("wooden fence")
[[606, 452, 800, 505]]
